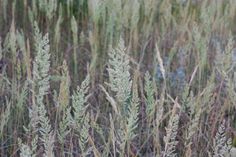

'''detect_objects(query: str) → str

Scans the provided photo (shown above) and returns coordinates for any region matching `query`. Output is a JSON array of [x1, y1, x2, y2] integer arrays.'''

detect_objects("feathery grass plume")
[[58, 60, 70, 111], [37, 105, 55, 157], [79, 113, 90, 155], [32, 24, 51, 99], [20, 22, 54, 157], [32, 22, 54, 157], [144, 71, 155, 119], [106, 37, 134, 156], [162, 100, 180, 157], [18, 135, 38, 157], [185, 107, 201, 156], [20, 119, 38, 156], [19, 143, 33, 157], [18, 138, 35, 157], [70, 74, 90, 154], [184, 93, 199, 138], [58, 106, 72, 144], [124, 77, 139, 146], [72, 74, 90, 126], [15, 81, 28, 113], [68, 71, 89, 109], [107, 37, 132, 113], [201, 73, 215, 106], [213, 120, 232, 157]]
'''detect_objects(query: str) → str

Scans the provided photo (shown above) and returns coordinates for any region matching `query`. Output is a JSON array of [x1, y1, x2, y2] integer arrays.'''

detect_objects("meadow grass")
[[0, 0, 235, 156]]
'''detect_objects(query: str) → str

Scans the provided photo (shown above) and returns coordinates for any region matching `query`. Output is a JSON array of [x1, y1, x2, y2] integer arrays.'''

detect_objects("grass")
[[0, 0, 235, 156]]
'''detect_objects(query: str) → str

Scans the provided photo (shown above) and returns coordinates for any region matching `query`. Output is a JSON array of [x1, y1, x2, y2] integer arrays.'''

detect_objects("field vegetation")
[[0, 0, 235, 156]]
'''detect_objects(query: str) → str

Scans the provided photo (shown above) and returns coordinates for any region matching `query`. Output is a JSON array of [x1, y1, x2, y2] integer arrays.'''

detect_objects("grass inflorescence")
[[0, 0, 235, 156]]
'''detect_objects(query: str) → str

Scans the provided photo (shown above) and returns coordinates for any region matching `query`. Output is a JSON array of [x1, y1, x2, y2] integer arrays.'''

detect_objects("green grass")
[[0, 0, 235, 156]]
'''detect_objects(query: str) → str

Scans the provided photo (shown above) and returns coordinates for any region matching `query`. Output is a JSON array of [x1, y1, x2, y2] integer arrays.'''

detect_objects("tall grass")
[[0, 0, 235, 156]]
